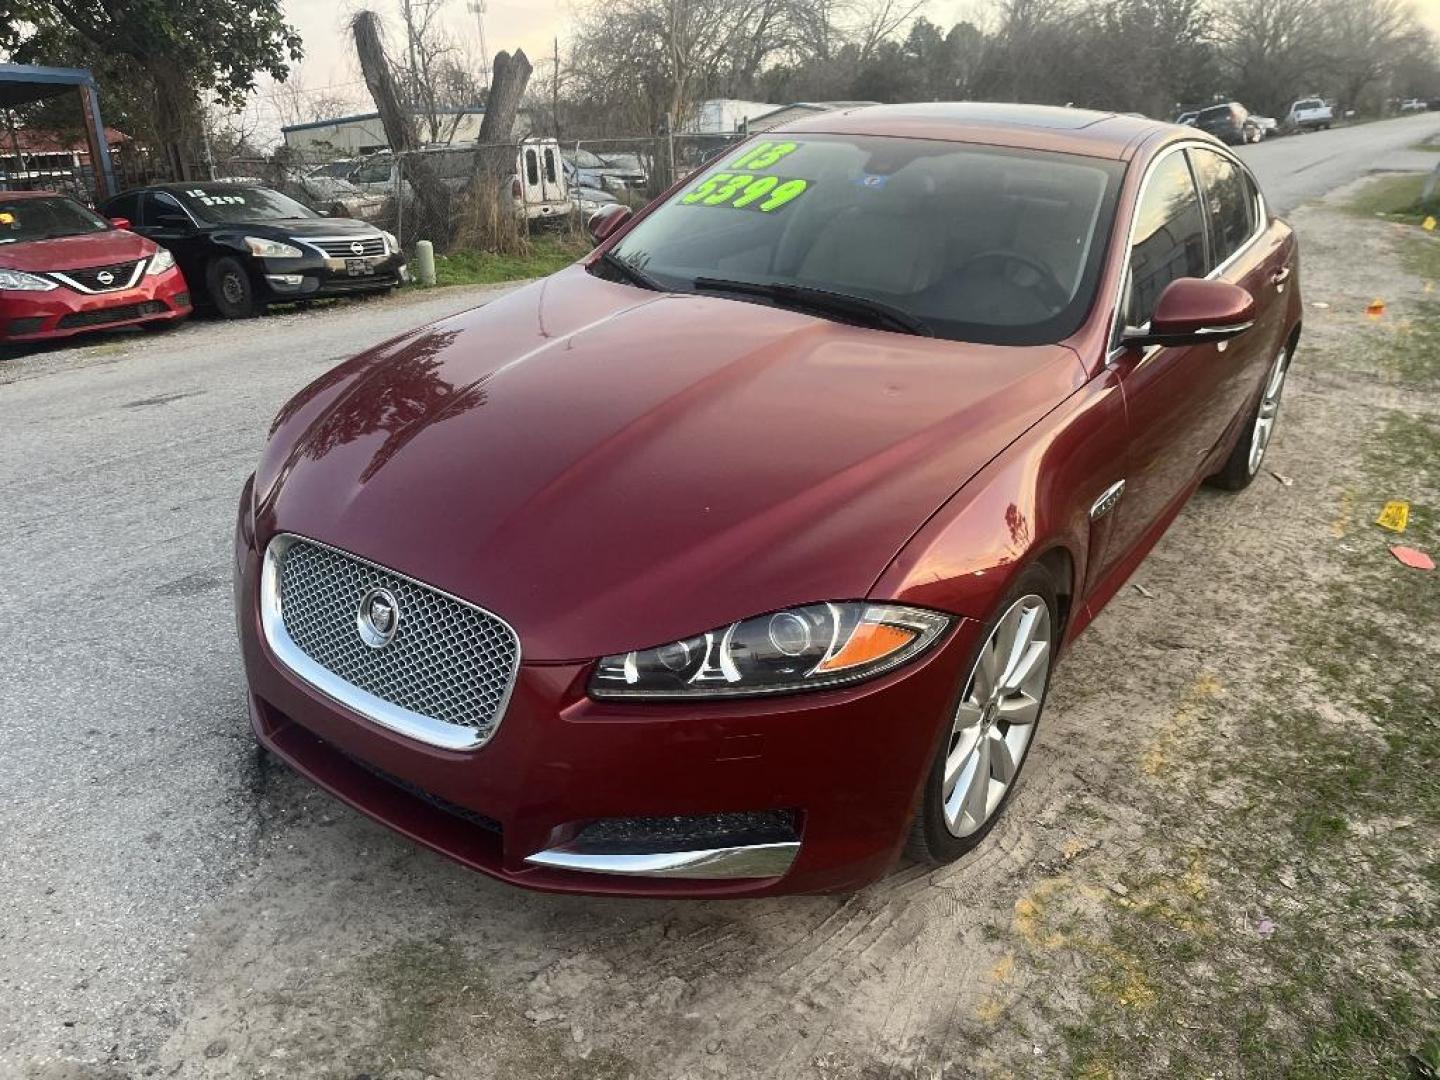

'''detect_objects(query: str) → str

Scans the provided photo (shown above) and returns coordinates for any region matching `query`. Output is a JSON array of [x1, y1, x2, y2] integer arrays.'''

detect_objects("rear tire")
[[906, 565, 1059, 865], [1208, 343, 1292, 491], [207, 257, 258, 319]]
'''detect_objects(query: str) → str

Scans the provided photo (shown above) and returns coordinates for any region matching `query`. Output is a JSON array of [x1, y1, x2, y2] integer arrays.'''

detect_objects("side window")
[[525, 149, 539, 186], [142, 191, 185, 224], [1190, 148, 1256, 270], [1127, 152, 1207, 328], [106, 191, 140, 221]]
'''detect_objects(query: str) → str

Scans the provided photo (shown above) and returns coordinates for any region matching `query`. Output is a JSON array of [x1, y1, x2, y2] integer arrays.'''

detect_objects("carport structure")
[[0, 63, 118, 202]]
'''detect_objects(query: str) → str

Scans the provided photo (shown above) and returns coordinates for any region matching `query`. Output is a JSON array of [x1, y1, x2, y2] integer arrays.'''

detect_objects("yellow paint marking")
[[1376, 500, 1410, 533], [990, 952, 1015, 984], [1332, 491, 1356, 538], [1142, 673, 1221, 777]]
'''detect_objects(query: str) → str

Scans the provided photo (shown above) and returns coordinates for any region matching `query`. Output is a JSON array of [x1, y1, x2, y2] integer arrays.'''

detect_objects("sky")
[[254, 0, 1440, 139]]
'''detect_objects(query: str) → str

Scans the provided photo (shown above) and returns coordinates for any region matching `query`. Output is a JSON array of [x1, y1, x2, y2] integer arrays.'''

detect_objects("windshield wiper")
[[594, 249, 662, 291], [692, 277, 934, 338]]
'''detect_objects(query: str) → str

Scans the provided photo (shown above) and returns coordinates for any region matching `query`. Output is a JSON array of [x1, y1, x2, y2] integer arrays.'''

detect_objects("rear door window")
[[525, 149, 540, 186], [105, 191, 141, 222], [1189, 148, 1258, 269], [1127, 152, 1207, 327]]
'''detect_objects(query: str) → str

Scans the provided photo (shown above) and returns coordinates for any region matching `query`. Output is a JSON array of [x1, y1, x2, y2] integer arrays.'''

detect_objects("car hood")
[[208, 217, 382, 240], [0, 228, 153, 272], [259, 266, 1085, 661]]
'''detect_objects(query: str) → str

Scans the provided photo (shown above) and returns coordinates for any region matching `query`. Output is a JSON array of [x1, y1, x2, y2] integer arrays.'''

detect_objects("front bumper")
[[0, 267, 190, 341], [234, 512, 976, 897], [256, 250, 406, 302]]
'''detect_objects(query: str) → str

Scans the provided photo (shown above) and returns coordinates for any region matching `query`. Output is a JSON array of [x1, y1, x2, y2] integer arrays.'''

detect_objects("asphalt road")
[[1, 113, 1438, 1076], [1236, 110, 1440, 212]]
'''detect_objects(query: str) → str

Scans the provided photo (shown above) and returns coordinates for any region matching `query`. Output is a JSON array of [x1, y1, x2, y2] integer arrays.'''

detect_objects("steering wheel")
[[955, 250, 1070, 312]]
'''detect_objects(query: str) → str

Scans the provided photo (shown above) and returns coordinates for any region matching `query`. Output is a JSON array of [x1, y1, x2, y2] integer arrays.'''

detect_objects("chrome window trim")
[[259, 532, 521, 752], [146, 190, 201, 229], [1108, 139, 1269, 363], [48, 259, 145, 294], [525, 841, 801, 880]]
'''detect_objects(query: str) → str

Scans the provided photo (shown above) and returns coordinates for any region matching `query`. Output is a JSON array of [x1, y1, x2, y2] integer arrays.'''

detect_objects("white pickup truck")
[[1287, 98, 1334, 131]]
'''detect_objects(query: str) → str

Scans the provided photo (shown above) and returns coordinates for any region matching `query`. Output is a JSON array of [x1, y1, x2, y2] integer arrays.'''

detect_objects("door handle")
[[1271, 266, 1292, 290]]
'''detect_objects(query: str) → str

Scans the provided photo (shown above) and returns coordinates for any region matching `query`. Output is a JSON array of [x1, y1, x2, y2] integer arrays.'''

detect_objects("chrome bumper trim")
[[524, 841, 800, 880]]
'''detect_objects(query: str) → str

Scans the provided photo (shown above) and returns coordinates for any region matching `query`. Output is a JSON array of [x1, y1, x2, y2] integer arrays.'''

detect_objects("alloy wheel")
[[942, 594, 1052, 838], [1248, 348, 1289, 475]]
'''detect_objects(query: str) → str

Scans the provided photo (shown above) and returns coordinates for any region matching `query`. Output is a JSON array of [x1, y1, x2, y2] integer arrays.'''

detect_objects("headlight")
[[590, 603, 950, 700], [0, 268, 57, 292], [244, 236, 303, 258], [382, 230, 400, 253], [146, 246, 176, 276]]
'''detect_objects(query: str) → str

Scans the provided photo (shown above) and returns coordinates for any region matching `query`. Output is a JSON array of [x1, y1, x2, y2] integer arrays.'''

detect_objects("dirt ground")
[[26, 185, 1440, 1080]]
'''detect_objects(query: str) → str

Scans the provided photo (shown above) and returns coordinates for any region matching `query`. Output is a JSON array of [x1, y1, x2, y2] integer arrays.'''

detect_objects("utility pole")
[[552, 36, 561, 141], [468, 0, 491, 91]]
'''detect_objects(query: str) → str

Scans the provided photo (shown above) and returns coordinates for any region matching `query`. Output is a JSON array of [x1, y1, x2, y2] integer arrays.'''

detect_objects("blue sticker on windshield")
[[855, 174, 889, 190]]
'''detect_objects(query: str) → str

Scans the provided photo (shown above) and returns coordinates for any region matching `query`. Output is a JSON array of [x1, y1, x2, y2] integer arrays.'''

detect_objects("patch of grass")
[[1049, 401, 1440, 1077], [1344, 172, 1440, 224], [1379, 301, 1440, 387], [1400, 234, 1440, 282], [426, 234, 590, 287], [1412, 134, 1440, 153]]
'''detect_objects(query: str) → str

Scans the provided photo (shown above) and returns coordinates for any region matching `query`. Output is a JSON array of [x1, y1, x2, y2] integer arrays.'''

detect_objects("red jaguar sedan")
[[0, 190, 190, 344], [235, 104, 1300, 897]]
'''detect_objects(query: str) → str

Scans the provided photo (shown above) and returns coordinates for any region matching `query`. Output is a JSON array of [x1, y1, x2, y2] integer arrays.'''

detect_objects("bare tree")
[[268, 68, 360, 130], [397, 0, 486, 144], [1321, 0, 1422, 112]]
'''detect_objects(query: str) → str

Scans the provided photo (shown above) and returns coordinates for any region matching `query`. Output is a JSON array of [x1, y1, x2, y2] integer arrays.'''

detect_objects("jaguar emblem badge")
[[357, 587, 400, 647]]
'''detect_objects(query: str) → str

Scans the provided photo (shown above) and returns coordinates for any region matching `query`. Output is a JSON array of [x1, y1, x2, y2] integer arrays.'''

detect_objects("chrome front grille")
[[261, 535, 519, 750], [312, 236, 386, 258], [52, 260, 144, 293]]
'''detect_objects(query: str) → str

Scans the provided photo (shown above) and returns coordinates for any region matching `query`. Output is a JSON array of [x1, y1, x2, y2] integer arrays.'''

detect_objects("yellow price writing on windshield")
[[680, 173, 809, 212]]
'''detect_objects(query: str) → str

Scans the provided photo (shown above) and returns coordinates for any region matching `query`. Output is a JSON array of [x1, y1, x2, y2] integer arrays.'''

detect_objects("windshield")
[[569, 148, 606, 168], [606, 134, 1124, 346], [174, 186, 317, 223], [1198, 106, 1234, 122], [0, 196, 110, 245]]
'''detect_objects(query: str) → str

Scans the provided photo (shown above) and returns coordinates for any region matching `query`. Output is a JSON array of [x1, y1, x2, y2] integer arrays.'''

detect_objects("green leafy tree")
[[0, 0, 301, 179]]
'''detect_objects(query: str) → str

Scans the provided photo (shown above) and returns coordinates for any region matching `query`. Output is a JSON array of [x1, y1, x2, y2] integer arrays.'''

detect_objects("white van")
[[341, 140, 573, 223]]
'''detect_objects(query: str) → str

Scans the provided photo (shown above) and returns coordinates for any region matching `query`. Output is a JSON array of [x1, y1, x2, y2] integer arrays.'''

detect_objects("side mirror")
[[586, 203, 632, 246], [109, 216, 132, 230], [1122, 278, 1256, 349]]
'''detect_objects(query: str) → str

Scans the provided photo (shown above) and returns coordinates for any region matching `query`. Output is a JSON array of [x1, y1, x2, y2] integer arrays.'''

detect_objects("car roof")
[[768, 101, 1176, 160]]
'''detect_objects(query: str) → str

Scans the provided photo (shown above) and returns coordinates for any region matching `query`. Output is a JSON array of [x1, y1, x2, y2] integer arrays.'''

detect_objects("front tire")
[[1208, 343, 1291, 491], [207, 257, 258, 319], [906, 566, 1058, 864]]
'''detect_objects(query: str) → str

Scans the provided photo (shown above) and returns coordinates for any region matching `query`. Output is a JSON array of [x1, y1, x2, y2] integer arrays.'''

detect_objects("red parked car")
[[235, 104, 1300, 897], [0, 191, 190, 344]]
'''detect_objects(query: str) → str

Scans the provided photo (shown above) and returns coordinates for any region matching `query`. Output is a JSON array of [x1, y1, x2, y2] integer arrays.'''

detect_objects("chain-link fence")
[[19, 128, 756, 248]]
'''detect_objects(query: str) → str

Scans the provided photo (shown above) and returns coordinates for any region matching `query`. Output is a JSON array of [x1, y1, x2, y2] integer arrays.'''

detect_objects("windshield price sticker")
[[681, 173, 809, 212], [729, 141, 800, 170], [186, 189, 245, 207]]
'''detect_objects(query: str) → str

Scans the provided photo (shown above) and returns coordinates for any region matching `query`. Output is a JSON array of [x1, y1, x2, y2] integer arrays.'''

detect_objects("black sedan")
[[101, 183, 406, 318]]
